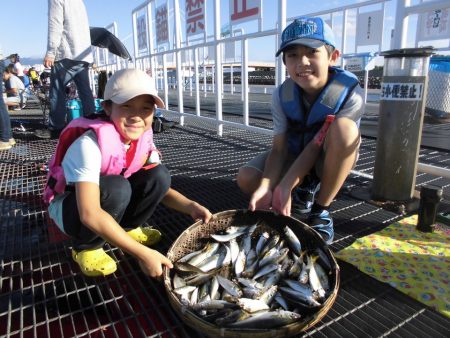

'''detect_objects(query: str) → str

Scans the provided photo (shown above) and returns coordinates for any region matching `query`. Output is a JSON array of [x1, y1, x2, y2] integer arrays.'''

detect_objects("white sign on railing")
[[356, 10, 383, 46], [230, 0, 261, 25], [417, 8, 450, 41], [186, 0, 206, 37], [156, 2, 169, 45], [137, 13, 148, 52]]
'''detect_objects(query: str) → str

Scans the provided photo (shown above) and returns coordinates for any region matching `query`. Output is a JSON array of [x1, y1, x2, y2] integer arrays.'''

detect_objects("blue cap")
[[276, 17, 336, 57]]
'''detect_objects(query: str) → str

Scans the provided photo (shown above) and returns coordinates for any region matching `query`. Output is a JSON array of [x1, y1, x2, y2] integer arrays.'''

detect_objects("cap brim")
[[109, 89, 165, 109], [276, 38, 326, 56]]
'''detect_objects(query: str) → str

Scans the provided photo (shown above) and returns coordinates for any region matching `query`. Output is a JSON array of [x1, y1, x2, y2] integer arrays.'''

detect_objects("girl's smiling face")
[[284, 44, 340, 102], [103, 94, 155, 144]]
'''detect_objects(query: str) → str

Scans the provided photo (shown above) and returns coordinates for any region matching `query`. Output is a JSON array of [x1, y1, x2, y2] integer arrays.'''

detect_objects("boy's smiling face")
[[284, 44, 340, 102], [103, 94, 155, 144]]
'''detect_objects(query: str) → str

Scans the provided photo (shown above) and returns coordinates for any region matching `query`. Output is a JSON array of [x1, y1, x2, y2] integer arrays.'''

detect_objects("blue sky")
[[0, 0, 418, 64]]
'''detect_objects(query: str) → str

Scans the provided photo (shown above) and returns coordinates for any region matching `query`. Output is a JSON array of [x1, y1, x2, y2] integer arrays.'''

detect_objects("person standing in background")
[[9, 54, 25, 83], [36, 0, 95, 139], [0, 46, 15, 150]]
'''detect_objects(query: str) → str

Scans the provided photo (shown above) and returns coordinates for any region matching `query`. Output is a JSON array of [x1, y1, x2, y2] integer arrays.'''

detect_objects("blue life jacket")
[[280, 67, 359, 155]]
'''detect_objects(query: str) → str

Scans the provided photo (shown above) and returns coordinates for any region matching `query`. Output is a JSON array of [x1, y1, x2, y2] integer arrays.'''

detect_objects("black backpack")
[[152, 116, 176, 133]]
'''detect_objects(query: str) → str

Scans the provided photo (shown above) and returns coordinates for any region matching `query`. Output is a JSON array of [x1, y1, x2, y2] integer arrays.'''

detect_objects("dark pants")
[[62, 165, 171, 250], [0, 69, 13, 142], [49, 59, 95, 131]]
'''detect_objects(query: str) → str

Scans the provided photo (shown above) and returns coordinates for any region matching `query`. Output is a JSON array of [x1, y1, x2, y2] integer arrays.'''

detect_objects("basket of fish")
[[163, 209, 339, 338]]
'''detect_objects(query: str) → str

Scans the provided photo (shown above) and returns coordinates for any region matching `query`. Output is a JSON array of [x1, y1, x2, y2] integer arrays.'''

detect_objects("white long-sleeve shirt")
[[45, 0, 93, 63]]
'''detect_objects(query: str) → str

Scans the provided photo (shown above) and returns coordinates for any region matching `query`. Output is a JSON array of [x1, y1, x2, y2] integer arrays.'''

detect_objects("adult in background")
[[3, 64, 26, 110], [9, 54, 25, 83], [0, 48, 15, 150], [35, 0, 95, 139]]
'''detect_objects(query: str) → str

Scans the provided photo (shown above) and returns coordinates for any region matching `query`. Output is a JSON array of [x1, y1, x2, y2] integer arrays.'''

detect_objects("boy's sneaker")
[[307, 209, 334, 245], [292, 175, 321, 215]]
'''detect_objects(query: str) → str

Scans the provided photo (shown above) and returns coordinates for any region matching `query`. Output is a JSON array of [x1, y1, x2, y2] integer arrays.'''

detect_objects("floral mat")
[[336, 215, 449, 317]]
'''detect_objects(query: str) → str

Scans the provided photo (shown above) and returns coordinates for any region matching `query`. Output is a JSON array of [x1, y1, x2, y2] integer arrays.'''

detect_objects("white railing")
[[126, 0, 449, 181]]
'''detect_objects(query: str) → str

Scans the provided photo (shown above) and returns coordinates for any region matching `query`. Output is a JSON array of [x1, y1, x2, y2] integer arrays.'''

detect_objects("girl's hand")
[[190, 202, 212, 223], [138, 247, 173, 278]]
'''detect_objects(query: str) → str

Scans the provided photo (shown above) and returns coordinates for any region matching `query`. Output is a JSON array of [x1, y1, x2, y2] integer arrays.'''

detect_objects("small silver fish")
[[172, 273, 186, 289], [259, 247, 289, 267], [210, 226, 248, 242], [279, 286, 321, 307], [191, 299, 239, 311], [210, 276, 220, 300], [216, 275, 243, 298], [215, 309, 247, 326], [187, 242, 220, 266], [258, 234, 280, 258], [307, 255, 326, 300], [173, 285, 197, 296], [255, 232, 270, 256], [258, 285, 278, 304], [283, 225, 302, 256], [227, 309, 301, 329], [237, 297, 270, 313], [253, 263, 278, 280], [273, 292, 289, 310]]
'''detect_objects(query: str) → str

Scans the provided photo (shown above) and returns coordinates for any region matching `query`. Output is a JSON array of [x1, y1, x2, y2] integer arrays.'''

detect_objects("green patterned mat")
[[336, 215, 449, 317]]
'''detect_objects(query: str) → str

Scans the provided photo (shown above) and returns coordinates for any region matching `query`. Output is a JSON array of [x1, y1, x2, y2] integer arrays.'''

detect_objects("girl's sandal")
[[71, 248, 117, 277], [127, 226, 162, 246]]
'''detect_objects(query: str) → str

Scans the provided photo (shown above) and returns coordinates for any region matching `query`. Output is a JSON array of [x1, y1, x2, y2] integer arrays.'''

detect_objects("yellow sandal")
[[71, 248, 117, 277], [127, 226, 162, 246]]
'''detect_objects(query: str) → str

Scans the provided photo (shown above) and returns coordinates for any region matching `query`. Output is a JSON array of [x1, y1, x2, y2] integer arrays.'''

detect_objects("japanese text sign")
[[186, 0, 205, 37], [381, 82, 424, 101], [156, 3, 169, 45], [230, 0, 261, 26]]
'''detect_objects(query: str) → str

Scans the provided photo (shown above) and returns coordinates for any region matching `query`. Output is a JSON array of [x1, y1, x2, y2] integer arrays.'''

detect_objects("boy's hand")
[[272, 184, 292, 216], [190, 203, 212, 223], [138, 247, 173, 278], [249, 185, 272, 211]]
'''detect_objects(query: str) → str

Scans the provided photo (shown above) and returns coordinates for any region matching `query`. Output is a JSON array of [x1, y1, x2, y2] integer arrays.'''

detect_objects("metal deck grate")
[[1, 107, 449, 337]]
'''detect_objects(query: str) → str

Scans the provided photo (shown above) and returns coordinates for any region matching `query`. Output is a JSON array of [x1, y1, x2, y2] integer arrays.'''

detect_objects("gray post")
[[372, 47, 434, 201]]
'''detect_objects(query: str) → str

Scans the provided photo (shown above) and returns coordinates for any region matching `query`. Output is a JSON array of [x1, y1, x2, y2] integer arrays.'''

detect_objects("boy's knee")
[[327, 118, 360, 151], [237, 166, 260, 195]]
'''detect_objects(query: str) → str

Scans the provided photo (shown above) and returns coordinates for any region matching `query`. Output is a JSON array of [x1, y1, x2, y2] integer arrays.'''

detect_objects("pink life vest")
[[43, 117, 156, 204]]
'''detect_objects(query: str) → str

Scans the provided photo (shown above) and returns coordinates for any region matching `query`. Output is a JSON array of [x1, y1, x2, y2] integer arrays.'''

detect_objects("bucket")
[[426, 56, 450, 121], [67, 99, 83, 121], [94, 98, 103, 112]]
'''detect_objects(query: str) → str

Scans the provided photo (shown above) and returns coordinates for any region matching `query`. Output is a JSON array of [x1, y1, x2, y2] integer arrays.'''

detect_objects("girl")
[[44, 68, 212, 277]]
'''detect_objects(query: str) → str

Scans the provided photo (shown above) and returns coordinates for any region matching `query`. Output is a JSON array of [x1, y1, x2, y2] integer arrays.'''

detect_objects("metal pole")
[[372, 47, 434, 201], [194, 48, 200, 116], [214, 0, 223, 136], [243, 38, 249, 126], [174, 0, 184, 126], [276, 0, 286, 87], [393, 0, 410, 49]]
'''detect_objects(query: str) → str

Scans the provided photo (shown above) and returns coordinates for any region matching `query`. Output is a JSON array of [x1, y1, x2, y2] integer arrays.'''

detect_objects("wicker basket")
[[163, 209, 340, 338]]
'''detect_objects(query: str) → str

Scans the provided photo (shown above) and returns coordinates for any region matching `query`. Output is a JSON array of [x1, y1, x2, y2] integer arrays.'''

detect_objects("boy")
[[44, 68, 212, 277], [236, 17, 364, 244]]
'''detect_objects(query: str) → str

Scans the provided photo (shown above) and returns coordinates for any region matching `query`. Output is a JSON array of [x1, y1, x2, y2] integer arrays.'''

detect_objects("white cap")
[[104, 68, 165, 108]]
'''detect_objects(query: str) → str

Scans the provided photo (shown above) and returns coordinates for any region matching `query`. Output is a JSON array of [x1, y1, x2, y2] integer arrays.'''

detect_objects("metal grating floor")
[[1, 105, 449, 337]]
